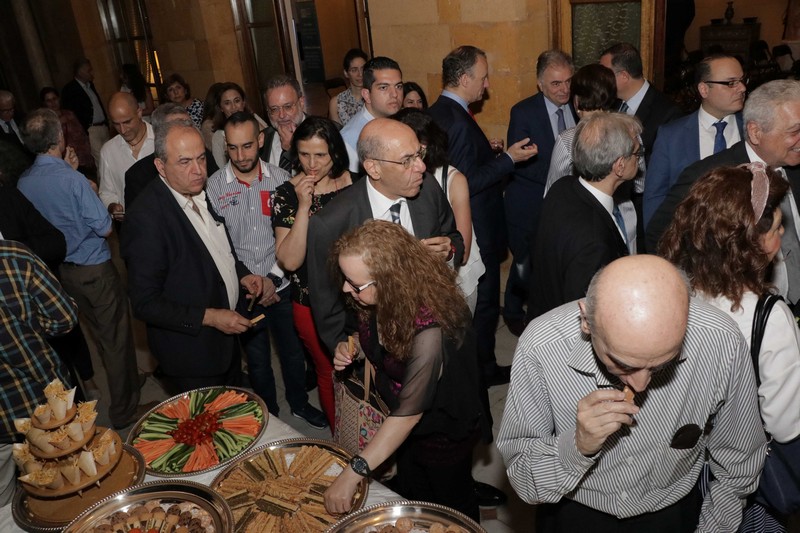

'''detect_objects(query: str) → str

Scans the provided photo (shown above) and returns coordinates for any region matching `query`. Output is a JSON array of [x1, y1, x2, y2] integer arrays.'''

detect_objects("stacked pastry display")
[[12, 378, 120, 495]]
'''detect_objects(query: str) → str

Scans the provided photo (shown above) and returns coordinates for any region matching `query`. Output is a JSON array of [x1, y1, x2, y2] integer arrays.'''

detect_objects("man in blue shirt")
[[17, 109, 140, 429]]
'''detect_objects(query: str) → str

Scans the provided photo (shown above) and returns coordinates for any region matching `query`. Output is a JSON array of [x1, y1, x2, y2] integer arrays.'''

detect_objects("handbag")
[[332, 358, 389, 457], [750, 293, 800, 516]]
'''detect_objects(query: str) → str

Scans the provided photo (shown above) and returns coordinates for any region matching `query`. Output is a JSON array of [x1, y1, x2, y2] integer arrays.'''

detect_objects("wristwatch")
[[349, 454, 372, 477], [266, 273, 281, 287]]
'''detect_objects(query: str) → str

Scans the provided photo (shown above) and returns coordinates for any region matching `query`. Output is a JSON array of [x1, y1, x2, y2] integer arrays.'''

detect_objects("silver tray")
[[210, 438, 368, 530], [326, 500, 486, 532], [63, 480, 234, 533], [12, 444, 146, 533], [126, 385, 268, 478]]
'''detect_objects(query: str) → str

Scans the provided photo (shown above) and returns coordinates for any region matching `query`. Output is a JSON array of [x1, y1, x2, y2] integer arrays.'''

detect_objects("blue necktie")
[[389, 202, 401, 224], [555, 108, 566, 135], [619, 101, 630, 114], [613, 204, 628, 246], [713, 121, 727, 154]]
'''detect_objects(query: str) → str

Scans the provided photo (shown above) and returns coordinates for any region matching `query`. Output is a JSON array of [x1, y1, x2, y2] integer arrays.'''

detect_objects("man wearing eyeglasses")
[[643, 54, 745, 227], [260, 75, 306, 173]]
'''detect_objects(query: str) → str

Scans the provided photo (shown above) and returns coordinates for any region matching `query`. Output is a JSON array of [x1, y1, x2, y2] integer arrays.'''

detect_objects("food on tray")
[[366, 521, 467, 533], [79, 498, 218, 533], [215, 444, 358, 532], [44, 378, 77, 420], [622, 385, 635, 404], [132, 388, 264, 474]]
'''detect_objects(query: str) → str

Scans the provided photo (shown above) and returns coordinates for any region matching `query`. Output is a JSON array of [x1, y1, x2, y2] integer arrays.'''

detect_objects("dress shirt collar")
[[35, 153, 73, 170], [578, 177, 614, 217], [697, 106, 736, 132], [366, 177, 406, 220], [223, 158, 266, 186], [625, 80, 650, 116], [568, 338, 614, 388], [160, 176, 207, 213], [745, 142, 773, 170], [441, 90, 470, 113]]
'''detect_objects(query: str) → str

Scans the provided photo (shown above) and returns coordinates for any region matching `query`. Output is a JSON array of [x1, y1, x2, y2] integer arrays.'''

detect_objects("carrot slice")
[[221, 415, 260, 436], [206, 390, 247, 413], [133, 437, 176, 464]]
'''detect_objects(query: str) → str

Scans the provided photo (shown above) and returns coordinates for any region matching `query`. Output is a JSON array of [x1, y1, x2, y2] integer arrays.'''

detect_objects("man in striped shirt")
[[498, 255, 766, 532]]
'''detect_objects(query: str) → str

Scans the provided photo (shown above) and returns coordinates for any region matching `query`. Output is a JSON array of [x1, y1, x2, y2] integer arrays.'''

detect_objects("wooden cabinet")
[[700, 23, 761, 64]]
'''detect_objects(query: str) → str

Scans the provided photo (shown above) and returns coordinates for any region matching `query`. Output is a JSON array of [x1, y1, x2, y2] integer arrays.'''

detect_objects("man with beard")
[[206, 111, 327, 428], [259, 75, 307, 173]]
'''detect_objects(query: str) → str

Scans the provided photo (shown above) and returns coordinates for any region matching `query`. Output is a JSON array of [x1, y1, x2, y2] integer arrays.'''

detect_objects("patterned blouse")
[[186, 99, 204, 129], [336, 89, 363, 126], [271, 181, 350, 305]]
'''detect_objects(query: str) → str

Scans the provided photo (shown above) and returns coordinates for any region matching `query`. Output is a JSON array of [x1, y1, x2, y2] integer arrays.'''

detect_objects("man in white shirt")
[[643, 54, 746, 225], [340, 57, 404, 173], [98, 92, 154, 221], [259, 75, 306, 172]]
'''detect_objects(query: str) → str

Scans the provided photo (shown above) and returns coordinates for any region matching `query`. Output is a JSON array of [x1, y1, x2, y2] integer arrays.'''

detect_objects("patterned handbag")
[[333, 358, 389, 456]]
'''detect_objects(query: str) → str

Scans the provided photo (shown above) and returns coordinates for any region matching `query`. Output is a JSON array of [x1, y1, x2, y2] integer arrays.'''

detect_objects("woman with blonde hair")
[[323, 220, 490, 520]]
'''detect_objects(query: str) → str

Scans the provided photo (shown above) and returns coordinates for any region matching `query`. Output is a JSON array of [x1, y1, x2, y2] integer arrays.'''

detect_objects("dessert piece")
[[14, 418, 31, 434], [33, 404, 52, 425], [59, 457, 82, 485], [11, 443, 44, 474], [27, 427, 56, 454], [49, 426, 72, 450], [623, 385, 635, 404], [66, 421, 85, 441], [77, 450, 98, 477]]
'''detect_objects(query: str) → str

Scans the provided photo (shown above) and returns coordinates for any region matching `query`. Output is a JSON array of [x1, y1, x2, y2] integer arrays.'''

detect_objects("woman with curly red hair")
[[323, 220, 490, 520]]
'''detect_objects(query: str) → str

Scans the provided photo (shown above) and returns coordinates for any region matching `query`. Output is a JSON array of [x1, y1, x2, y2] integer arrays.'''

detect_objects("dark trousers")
[[535, 486, 701, 533], [504, 222, 531, 321], [59, 260, 139, 426], [474, 248, 501, 372], [162, 348, 242, 395]]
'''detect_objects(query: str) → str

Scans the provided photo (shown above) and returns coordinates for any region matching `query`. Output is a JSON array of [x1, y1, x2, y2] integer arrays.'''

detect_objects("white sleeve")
[[544, 134, 571, 197], [212, 130, 227, 170]]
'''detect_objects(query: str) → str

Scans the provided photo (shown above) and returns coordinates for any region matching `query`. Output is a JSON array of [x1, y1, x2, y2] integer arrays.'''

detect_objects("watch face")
[[350, 455, 369, 476]]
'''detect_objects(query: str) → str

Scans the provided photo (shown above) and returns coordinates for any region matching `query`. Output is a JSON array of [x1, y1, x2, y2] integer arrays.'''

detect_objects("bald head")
[[358, 118, 409, 162], [580, 256, 689, 391], [358, 118, 425, 199], [108, 92, 144, 142]]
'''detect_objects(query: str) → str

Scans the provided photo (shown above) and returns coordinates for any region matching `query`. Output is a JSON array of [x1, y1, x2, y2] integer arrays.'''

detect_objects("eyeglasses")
[[630, 147, 645, 160], [703, 77, 748, 88], [267, 101, 299, 116], [345, 277, 376, 294], [371, 147, 427, 170]]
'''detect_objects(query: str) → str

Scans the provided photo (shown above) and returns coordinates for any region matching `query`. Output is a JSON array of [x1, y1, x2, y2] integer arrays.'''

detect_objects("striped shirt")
[[498, 298, 767, 532], [0, 240, 76, 443], [206, 160, 291, 290]]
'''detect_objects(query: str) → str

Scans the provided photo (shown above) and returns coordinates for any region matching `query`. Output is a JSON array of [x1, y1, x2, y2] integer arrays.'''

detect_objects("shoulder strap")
[[750, 293, 784, 387], [441, 163, 449, 195]]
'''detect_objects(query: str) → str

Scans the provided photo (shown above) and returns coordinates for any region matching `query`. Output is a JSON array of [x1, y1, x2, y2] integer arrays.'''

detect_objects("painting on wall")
[[572, 2, 642, 67], [785, 0, 800, 40]]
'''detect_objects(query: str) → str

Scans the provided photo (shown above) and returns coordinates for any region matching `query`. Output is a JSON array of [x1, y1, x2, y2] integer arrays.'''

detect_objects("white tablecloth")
[[0, 415, 401, 531]]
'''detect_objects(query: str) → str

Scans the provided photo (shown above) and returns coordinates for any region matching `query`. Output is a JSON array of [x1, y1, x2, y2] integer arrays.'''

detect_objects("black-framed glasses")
[[267, 100, 299, 116], [631, 147, 645, 160], [345, 277, 376, 294], [371, 147, 427, 170], [703, 77, 748, 88]]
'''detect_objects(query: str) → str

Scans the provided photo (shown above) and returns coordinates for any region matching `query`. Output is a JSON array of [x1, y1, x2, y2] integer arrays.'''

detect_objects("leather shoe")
[[503, 315, 526, 337], [484, 363, 512, 387], [474, 481, 507, 507], [291, 404, 328, 429]]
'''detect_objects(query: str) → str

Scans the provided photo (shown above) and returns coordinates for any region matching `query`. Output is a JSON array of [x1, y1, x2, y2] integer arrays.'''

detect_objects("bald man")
[[498, 255, 766, 532], [98, 92, 154, 221]]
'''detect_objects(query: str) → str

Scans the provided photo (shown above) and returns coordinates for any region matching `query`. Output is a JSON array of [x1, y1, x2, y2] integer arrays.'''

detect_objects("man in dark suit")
[[121, 120, 264, 393], [428, 45, 537, 386], [259, 75, 307, 172], [647, 80, 800, 304], [61, 58, 109, 167], [0, 91, 25, 148], [643, 54, 746, 226], [528, 113, 641, 320], [505, 49, 577, 336]]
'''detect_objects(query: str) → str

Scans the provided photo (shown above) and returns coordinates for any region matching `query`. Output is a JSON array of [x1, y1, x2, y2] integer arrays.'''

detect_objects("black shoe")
[[291, 404, 328, 429], [484, 363, 512, 387], [474, 481, 507, 507], [503, 315, 526, 337]]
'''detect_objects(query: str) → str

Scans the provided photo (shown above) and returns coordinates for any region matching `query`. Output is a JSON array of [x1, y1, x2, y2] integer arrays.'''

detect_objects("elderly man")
[[340, 57, 404, 173], [121, 120, 263, 393], [17, 109, 140, 429], [643, 53, 746, 226], [647, 80, 800, 306], [429, 45, 537, 387], [528, 113, 641, 320], [0, 90, 24, 147], [61, 58, 109, 166], [260, 75, 307, 172], [206, 111, 326, 428], [505, 51, 577, 333], [98, 92, 154, 221], [500, 255, 766, 532]]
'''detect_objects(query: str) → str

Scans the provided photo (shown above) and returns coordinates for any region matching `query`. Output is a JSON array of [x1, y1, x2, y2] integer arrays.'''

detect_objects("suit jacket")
[[61, 79, 105, 132], [633, 84, 683, 165], [428, 95, 512, 255], [0, 118, 24, 148], [120, 178, 250, 377], [643, 110, 744, 226], [0, 184, 65, 269], [506, 93, 578, 237], [307, 174, 464, 352], [527, 176, 629, 321], [124, 149, 218, 210]]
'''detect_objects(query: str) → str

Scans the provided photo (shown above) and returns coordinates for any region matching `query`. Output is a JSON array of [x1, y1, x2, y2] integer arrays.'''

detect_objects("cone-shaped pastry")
[[93, 441, 111, 466], [49, 427, 72, 450], [44, 378, 65, 399], [13, 418, 31, 434], [66, 421, 84, 442], [64, 387, 76, 410], [47, 393, 67, 420], [60, 460, 82, 485], [77, 450, 98, 476], [33, 404, 52, 425], [27, 428, 56, 454]]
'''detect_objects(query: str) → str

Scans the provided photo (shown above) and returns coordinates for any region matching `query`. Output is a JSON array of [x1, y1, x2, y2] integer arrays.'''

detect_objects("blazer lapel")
[[574, 179, 628, 252]]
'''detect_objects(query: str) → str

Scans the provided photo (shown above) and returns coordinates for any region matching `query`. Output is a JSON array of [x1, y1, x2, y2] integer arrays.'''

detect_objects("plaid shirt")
[[0, 240, 76, 443]]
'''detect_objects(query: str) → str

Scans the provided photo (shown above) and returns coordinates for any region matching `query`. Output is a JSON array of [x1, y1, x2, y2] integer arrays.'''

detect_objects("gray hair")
[[356, 128, 385, 163], [572, 112, 642, 182], [150, 102, 190, 129], [265, 74, 303, 99], [536, 50, 573, 78], [154, 119, 196, 161], [22, 108, 61, 154], [743, 80, 800, 134]]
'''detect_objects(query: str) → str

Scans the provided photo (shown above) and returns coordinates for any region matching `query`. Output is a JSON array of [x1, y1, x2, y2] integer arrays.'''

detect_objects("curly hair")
[[331, 220, 470, 360], [658, 165, 788, 310]]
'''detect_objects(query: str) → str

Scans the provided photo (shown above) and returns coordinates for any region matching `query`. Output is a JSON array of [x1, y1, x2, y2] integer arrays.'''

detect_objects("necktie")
[[619, 101, 630, 114], [713, 121, 728, 154], [389, 202, 402, 224], [2, 121, 10, 134], [279, 149, 292, 173], [555, 108, 566, 135], [613, 204, 628, 246], [779, 189, 800, 303]]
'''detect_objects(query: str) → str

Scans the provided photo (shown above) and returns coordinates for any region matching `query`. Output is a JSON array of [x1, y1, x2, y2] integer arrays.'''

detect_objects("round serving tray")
[[28, 423, 96, 460], [210, 438, 368, 531], [125, 386, 268, 478], [62, 480, 234, 533], [326, 500, 487, 533], [31, 404, 77, 430], [12, 444, 145, 533]]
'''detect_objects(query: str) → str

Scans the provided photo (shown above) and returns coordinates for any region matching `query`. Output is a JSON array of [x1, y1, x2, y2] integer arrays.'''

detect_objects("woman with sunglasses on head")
[[323, 220, 490, 521], [660, 164, 800, 532], [272, 116, 353, 429]]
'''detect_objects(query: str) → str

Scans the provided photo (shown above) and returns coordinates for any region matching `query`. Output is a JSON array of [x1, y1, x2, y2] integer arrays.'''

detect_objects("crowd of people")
[[1, 40, 800, 532]]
